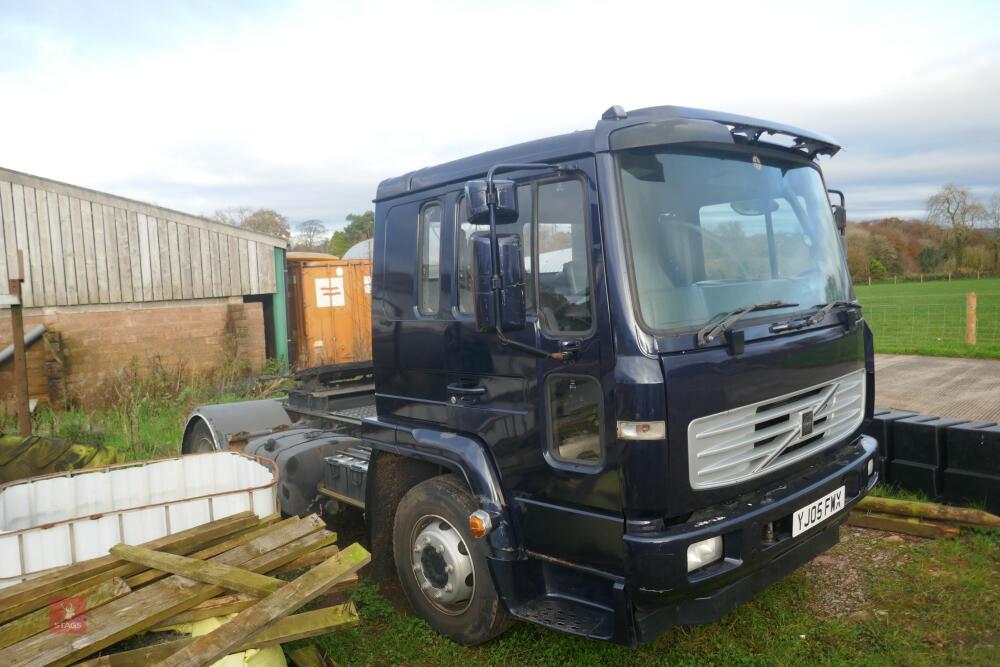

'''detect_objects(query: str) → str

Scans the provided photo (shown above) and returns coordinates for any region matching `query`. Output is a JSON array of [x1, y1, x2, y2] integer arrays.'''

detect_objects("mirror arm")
[[484, 162, 568, 361]]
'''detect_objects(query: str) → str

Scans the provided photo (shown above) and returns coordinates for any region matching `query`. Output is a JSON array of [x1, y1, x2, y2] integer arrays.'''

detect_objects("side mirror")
[[471, 234, 526, 332], [828, 189, 847, 236], [465, 179, 519, 224], [832, 205, 847, 235]]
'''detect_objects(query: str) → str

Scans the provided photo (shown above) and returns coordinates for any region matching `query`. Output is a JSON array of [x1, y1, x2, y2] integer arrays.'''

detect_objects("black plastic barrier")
[[862, 411, 1000, 513]]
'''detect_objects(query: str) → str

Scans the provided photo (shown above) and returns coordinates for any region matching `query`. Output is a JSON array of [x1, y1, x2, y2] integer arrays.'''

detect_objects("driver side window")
[[535, 179, 592, 333]]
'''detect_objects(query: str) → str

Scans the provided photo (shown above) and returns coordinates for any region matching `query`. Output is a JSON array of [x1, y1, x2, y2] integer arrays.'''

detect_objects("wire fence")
[[863, 299, 1000, 356]]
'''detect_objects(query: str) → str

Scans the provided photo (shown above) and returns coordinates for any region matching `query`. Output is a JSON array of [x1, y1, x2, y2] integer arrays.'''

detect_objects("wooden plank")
[[124, 514, 285, 590], [847, 510, 960, 539], [855, 496, 1000, 527], [136, 214, 152, 301], [8, 185, 29, 305], [157, 218, 173, 300], [209, 231, 222, 297], [0, 512, 259, 625], [218, 231, 231, 296], [199, 228, 211, 298], [102, 205, 121, 302], [33, 189, 56, 305], [259, 242, 275, 293], [229, 236, 241, 295], [178, 224, 192, 299], [238, 237, 251, 294], [90, 203, 109, 303], [270, 544, 340, 576], [159, 544, 370, 667], [77, 200, 97, 303], [76, 604, 359, 667], [0, 577, 130, 650], [115, 207, 133, 302], [248, 241, 259, 294], [188, 223, 203, 298], [147, 215, 163, 300], [57, 194, 77, 305], [127, 211, 143, 301], [46, 191, 67, 305], [167, 220, 182, 299], [68, 197, 88, 303], [110, 544, 283, 596], [0, 182, 14, 292], [23, 186, 45, 306], [0, 515, 327, 667], [152, 593, 256, 627]]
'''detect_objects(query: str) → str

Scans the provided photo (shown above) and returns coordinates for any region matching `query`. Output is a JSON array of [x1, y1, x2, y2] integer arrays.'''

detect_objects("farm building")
[[0, 166, 289, 408]]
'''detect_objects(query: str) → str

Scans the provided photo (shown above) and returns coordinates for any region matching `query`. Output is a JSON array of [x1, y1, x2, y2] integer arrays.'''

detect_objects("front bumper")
[[624, 434, 878, 643]]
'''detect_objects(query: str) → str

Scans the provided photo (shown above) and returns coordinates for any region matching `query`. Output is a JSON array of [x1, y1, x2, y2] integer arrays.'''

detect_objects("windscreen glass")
[[617, 147, 851, 333]]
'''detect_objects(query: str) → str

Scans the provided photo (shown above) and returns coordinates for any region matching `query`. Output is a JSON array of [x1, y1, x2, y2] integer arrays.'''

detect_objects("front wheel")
[[392, 474, 512, 645]]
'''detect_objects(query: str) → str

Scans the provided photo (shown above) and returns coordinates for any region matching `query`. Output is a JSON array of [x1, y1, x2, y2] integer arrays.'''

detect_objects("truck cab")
[[186, 104, 877, 646]]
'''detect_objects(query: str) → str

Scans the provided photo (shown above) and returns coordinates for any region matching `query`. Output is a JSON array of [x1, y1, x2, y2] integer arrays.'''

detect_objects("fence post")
[[966, 292, 977, 346]]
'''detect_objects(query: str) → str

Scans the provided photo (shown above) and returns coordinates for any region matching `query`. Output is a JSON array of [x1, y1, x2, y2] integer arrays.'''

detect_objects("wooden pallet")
[[0, 511, 369, 667]]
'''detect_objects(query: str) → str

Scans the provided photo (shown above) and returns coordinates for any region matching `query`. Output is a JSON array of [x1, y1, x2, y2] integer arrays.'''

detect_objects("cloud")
[[1, 0, 998, 228]]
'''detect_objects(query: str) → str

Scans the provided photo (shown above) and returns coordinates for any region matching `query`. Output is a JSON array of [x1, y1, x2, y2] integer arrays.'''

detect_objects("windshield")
[[617, 147, 852, 334]]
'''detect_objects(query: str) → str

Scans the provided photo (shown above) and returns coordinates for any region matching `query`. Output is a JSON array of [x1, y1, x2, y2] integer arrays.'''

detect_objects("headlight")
[[687, 536, 723, 572]]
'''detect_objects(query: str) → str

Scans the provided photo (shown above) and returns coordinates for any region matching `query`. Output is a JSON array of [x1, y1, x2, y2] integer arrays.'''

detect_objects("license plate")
[[792, 486, 846, 537]]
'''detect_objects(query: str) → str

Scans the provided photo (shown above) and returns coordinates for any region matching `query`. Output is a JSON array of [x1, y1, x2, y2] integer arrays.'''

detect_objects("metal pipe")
[[0, 324, 47, 367]]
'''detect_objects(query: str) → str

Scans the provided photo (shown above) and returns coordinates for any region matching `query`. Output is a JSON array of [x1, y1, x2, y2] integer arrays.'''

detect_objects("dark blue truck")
[[184, 105, 879, 645]]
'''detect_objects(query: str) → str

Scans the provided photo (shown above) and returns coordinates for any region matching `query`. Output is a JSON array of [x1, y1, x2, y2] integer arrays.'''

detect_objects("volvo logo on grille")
[[800, 410, 815, 437]]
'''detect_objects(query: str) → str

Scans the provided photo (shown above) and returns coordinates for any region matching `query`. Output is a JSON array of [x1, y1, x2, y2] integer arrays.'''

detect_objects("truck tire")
[[392, 474, 513, 645], [182, 417, 220, 454]]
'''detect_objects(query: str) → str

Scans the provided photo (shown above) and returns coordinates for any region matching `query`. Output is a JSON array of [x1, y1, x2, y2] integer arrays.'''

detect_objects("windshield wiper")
[[696, 301, 799, 347], [769, 301, 861, 333]]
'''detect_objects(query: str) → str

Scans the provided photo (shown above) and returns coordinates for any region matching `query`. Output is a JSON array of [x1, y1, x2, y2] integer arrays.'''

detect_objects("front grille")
[[687, 370, 866, 489]]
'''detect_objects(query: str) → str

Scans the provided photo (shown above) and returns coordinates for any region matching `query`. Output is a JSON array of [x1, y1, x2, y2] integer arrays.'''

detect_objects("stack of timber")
[[0, 510, 369, 667], [847, 495, 1000, 538]]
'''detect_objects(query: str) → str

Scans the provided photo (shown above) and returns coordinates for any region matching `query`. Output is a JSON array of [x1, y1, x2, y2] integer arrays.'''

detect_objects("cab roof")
[[375, 105, 840, 202]]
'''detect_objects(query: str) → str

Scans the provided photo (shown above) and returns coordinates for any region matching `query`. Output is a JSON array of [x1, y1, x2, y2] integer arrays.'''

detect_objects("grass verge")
[[304, 526, 999, 666]]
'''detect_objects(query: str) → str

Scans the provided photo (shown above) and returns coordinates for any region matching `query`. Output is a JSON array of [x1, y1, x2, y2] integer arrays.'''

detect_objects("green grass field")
[[855, 278, 1000, 359], [304, 525, 1000, 666]]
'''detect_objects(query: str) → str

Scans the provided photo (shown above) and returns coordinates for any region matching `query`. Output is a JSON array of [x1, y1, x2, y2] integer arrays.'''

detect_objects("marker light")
[[469, 510, 493, 539], [687, 536, 723, 573], [617, 420, 667, 441], [867, 459, 875, 477]]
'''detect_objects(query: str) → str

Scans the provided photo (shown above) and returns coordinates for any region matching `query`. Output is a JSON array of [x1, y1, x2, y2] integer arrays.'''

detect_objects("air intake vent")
[[687, 370, 866, 489]]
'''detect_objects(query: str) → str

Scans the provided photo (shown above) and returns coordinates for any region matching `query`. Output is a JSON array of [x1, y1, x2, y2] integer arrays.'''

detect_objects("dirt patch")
[[800, 525, 922, 620]]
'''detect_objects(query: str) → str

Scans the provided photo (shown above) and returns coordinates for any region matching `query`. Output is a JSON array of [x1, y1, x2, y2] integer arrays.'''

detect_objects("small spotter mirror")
[[465, 179, 519, 225]]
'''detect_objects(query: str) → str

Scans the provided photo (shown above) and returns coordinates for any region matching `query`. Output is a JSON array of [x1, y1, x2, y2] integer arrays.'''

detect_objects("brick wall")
[[0, 299, 265, 408]]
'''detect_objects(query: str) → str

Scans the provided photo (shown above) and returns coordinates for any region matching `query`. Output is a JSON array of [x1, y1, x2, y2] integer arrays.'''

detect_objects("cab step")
[[509, 595, 615, 640]]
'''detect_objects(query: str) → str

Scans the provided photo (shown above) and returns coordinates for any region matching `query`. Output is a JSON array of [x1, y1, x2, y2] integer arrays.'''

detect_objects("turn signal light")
[[469, 510, 493, 539], [617, 420, 667, 441]]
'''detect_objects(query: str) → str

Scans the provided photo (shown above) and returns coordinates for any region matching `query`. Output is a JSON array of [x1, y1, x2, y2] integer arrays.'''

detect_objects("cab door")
[[446, 159, 622, 570]]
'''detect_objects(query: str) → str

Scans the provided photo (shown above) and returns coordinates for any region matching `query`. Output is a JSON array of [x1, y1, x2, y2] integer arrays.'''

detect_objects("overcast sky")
[[1, 0, 999, 232]]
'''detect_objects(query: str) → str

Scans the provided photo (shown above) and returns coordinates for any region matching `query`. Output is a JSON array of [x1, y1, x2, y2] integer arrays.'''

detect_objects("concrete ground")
[[875, 353, 1000, 421]]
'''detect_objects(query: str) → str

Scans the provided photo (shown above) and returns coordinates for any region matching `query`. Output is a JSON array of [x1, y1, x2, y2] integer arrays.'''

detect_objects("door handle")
[[447, 383, 486, 404], [447, 383, 486, 396]]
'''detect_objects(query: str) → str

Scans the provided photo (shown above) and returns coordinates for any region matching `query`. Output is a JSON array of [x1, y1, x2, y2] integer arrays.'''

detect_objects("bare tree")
[[293, 219, 327, 250], [211, 207, 290, 240], [926, 184, 985, 268]]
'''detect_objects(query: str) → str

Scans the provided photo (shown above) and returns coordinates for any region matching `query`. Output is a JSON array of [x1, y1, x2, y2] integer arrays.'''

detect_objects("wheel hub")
[[410, 516, 474, 611]]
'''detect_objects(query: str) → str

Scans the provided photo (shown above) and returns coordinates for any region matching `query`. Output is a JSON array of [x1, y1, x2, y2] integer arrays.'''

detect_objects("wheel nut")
[[412, 564, 420, 572], [445, 564, 454, 573], [445, 584, 453, 593], [434, 591, 443, 599], [436, 545, 445, 554]]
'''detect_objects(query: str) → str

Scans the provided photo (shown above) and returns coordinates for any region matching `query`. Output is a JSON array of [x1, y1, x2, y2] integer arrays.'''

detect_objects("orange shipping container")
[[286, 252, 372, 369]]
